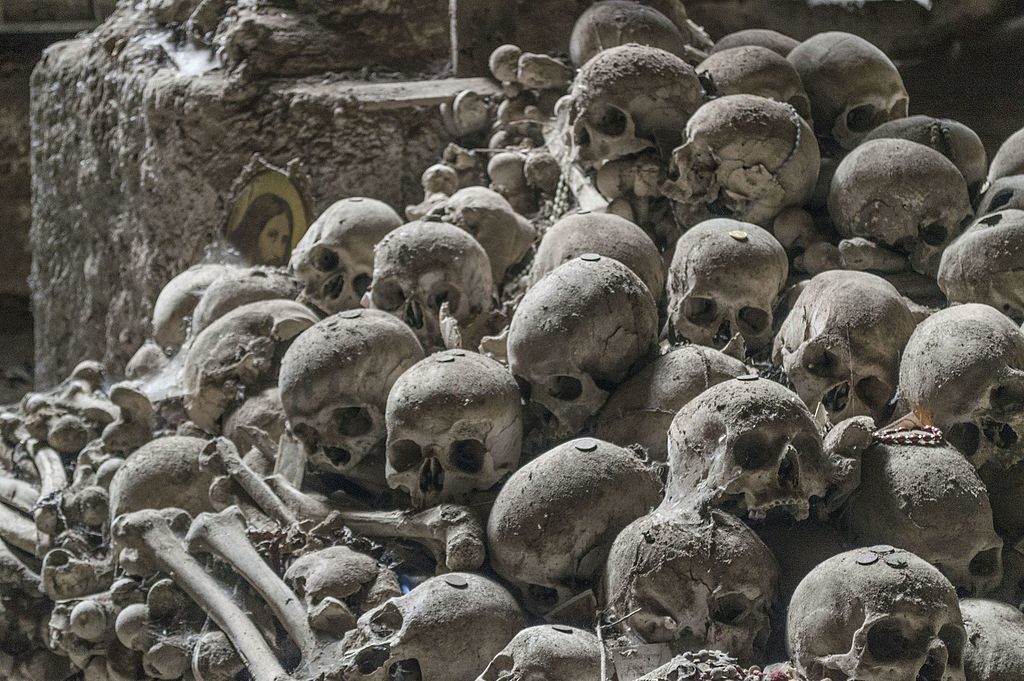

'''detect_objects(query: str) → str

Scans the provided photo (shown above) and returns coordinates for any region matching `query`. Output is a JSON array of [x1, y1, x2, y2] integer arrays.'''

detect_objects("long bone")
[[0, 538, 40, 592], [200, 438, 297, 526], [112, 508, 296, 681], [30, 441, 68, 535], [0, 501, 38, 555], [185, 506, 319, 664], [0, 477, 39, 514]]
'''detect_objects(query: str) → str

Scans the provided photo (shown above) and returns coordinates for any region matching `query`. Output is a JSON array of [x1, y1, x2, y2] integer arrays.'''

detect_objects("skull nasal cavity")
[[335, 407, 373, 436], [549, 375, 584, 401], [778, 451, 799, 489]]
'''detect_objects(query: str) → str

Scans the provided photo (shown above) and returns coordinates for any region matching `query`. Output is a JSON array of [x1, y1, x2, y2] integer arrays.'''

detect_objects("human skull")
[[862, 116, 988, 197], [787, 548, 967, 681], [711, 29, 800, 56], [697, 46, 811, 120], [664, 95, 819, 227], [788, 31, 908, 150], [842, 440, 1003, 597], [960, 598, 1024, 681], [107, 436, 215, 521], [773, 270, 916, 423], [222, 386, 286, 455], [150, 264, 235, 353], [190, 266, 301, 337], [385, 350, 522, 508], [508, 255, 658, 439], [665, 219, 788, 350], [476, 625, 602, 681], [938, 210, 1024, 324], [976, 175, 1024, 215], [828, 139, 972, 277], [899, 304, 1024, 471], [603, 505, 777, 664], [531, 210, 665, 299], [595, 345, 748, 460], [440, 187, 537, 283], [283, 546, 401, 637], [182, 299, 318, 433], [339, 573, 526, 681], [665, 377, 830, 521], [289, 197, 403, 315], [279, 309, 425, 476], [487, 438, 662, 615], [569, 1, 690, 67], [568, 43, 704, 165], [987, 126, 1024, 184], [369, 219, 493, 352]]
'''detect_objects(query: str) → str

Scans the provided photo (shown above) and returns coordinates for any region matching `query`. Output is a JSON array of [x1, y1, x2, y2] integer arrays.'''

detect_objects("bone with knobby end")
[[185, 506, 319, 665], [335, 504, 486, 572], [0, 477, 40, 515], [0, 522, 41, 588], [263, 475, 335, 521], [112, 509, 296, 681], [200, 438, 297, 526], [0, 500, 39, 555]]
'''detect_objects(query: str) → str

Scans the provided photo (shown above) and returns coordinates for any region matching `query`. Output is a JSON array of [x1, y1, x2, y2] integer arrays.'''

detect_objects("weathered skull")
[[603, 505, 777, 664], [829, 139, 972, 276], [787, 548, 967, 681], [182, 299, 318, 432], [339, 573, 526, 681], [899, 303, 1024, 471], [842, 440, 1003, 597], [976, 175, 1024, 215], [107, 436, 215, 521], [283, 546, 401, 637], [508, 255, 658, 439], [477, 625, 602, 681], [289, 197, 403, 315], [150, 264, 235, 352], [569, 1, 690, 67], [222, 386, 286, 455], [938, 210, 1024, 324], [531, 210, 666, 299], [385, 349, 522, 508], [664, 95, 819, 226], [568, 43, 705, 165], [369, 219, 493, 352], [862, 116, 988, 197], [697, 46, 811, 120], [665, 219, 788, 350], [960, 598, 1024, 681], [595, 345, 748, 460], [773, 270, 916, 424], [487, 438, 662, 615], [712, 29, 799, 56], [787, 31, 909, 150], [665, 377, 830, 521], [988, 126, 1024, 184], [279, 309, 425, 477], [441, 186, 536, 283], [190, 266, 301, 337]]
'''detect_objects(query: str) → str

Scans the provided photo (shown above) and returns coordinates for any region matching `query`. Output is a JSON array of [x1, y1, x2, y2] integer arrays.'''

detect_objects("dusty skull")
[[595, 345, 748, 460], [289, 197, 403, 315], [829, 139, 972, 276], [182, 299, 318, 432], [711, 29, 800, 57], [190, 266, 301, 337], [664, 94, 819, 226], [788, 31, 908, 150], [279, 309, 425, 476], [697, 46, 811, 120], [665, 377, 830, 521], [530, 210, 666, 299], [508, 255, 658, 439], [369, 219, 493, 352], [862, 116, 988, 197], [487, 438, 662, 615], [107, 435, 216, 521], [477, 625, 602, 681], [988, 126, 1024, 184], [440, 186, 537, 283], [842, 440, 1003, 597], [603, 505, 777, 664], [899, 303, 1024, 471], [283, 546, 401, 637], [339, 573, 526, 681], [385, 349, 522, 508], [938, 210, 1024, 324], [568, 43, 704, 165], [150, 263, 235, 353], [569, 1, 690, 67], [787, 547, 967, 681], [959, 598, 1024, 681], [773, 270, 916, 423], [665, 218, 788, 350]]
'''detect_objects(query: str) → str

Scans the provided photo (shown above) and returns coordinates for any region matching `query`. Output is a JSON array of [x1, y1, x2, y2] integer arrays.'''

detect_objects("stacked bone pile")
[[5, 2, 1024, 680]]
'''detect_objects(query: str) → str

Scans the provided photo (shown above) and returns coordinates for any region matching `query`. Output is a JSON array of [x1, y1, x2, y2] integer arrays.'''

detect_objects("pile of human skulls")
[[5, 3, 1024, 680]]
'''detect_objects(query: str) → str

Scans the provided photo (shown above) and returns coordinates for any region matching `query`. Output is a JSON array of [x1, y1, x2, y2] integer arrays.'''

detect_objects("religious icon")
[[225, 163, 310, 266]]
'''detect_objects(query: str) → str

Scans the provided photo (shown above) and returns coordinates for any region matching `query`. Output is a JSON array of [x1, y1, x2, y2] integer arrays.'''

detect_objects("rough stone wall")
[[30, 4, 488, 386], [0, 38, 36, 300]]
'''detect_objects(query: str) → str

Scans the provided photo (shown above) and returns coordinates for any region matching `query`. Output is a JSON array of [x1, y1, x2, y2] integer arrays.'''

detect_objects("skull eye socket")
[[938, 624, 965, 667], [919, 222, 948, 246], [372, 279, 406, 311], [449, 439, 486, 474], [865, 619, 926, 662], [314, 247, 340, 272], [684, 297, 718, 325], [969, 547, 1001, 578], [389, 440, 423, 473], [946, 422, 980, 458], [335, 407, 373, 437], [353, 273, 372, 297], [990, 383, 1024, 413], [526, 584, 559, 610], [803, 346, 838, 378], [548, 375, 583, 401], [732, 431, 773, 469], [987, 191, 1014, 212], [711, 592, 752, 625], [591, 104, 629, 137], [736, 307, 769, 335], [368, 601, 404, 637], [430, 283, 461, 312], [845, 104, 882, 133], [854, 376, 891, 411]]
